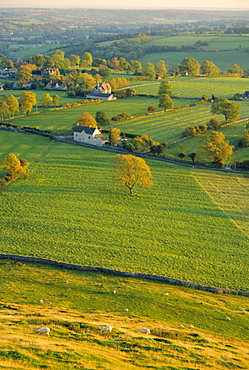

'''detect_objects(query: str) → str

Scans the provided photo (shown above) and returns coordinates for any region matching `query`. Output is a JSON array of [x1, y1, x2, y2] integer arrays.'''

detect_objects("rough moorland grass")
[[0, 135, 248, 291], [0, 260, 249, 370]]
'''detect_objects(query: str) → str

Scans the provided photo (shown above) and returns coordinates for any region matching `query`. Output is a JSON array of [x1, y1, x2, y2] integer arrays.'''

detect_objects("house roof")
[[86, 93, 113, 98], [74, 125, 97, 134]]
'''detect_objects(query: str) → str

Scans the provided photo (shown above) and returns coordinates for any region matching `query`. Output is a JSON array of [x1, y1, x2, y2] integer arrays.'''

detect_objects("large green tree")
[[178, 57, 200, 76], [95, 111, 110, 126], [143, 62, 156, 80], [201, 60, 220, 76], [81, 52, 93, 67], [113, 154, 152, 195], [159, 94, 174, 110], [40, 93, 53, 107], [156, 60, 168, 78], [211, 98, 241, 125], [158, 80, 172, 97], [201, 131, 234, 167]]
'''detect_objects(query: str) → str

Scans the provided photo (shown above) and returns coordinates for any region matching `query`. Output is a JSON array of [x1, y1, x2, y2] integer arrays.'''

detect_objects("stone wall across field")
[[1, 253, 248, 297]]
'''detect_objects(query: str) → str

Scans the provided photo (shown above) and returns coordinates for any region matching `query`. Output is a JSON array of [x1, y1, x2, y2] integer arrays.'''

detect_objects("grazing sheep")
[[189, 325, 194, 329], [39, 299, 44, 304], [141, 328, 150, 334], [37, 327, 50, 336], [113, 290, 117, 294], [100, 325, 112, 333], [179, 325, 184, 329], [226, 317, 231, 321], [123, 308, 129, 312], [164, 293, 169, 296]]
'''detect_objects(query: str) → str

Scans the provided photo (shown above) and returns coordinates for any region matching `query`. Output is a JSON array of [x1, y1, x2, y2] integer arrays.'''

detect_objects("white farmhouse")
[[74, 125, 107, 146]]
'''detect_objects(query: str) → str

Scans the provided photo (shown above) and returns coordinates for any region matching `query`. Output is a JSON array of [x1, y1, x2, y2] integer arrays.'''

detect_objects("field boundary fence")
[[1, 253, 248, 297]]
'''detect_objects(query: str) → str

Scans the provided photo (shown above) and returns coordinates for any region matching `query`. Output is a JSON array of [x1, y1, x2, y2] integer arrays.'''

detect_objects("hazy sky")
[[1, 0, 249, 9]]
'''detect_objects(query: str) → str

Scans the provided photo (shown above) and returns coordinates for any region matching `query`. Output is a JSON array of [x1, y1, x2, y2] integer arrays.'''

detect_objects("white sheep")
[[37, 327, 50, 336], [100, 325, 112, 333], [141, 328, 150, 334], [189, 325, 195, 329], [164, 293, 169, 296], [113, 290, 117, 294], [39, 299, 44, 304], [179, 325, 184, 329], [226, 316, 231, 321], [123, 308, 129, 312]]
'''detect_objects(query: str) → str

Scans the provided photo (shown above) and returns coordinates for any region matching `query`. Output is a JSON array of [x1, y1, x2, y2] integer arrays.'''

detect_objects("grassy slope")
[[0, 260, 249, 370], [0, 131, 249, 291]]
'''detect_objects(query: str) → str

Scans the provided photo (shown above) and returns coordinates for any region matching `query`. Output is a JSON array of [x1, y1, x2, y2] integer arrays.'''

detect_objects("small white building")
[[74, 125, 107, 146]]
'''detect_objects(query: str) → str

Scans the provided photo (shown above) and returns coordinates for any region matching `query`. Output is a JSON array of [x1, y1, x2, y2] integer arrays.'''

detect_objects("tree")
[[228, 64, 243, 77], [143, 62, 156, 80], [109, 127, 120, 146], [130, 60, 142, 74], [3, 95, 19, 117], [158, 80, 172, 97], [29, 54, 46, 68], [40, 93, 53, 107], [211, 98, 241, 124], [52, 94, 60, 107], [156, 60, 168, 78], [113, 154, 152, 195], [239, 130, 249, 147], [19, 91, 37, 115], [15, 64, 36, 84], [147, 105, 157, 113], [69, 54, 80, 66], [81, 52, 93, 67], [0, 101, 9, 121], [95, 111, 110, 126], [74, 112, 97, 129], [2, 153, 28, 182], [159, 94, 174, 110], [201, 60, 220, 76], [178, 57, 200, 76], [201, 131, 234, 167]]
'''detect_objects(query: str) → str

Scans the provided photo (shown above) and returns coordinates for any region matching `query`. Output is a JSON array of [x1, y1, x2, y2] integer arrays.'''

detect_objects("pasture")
[[139, 49, 248, 71], [0, 131, 249, 291], [132, 77, 249, 99], [0, 259, 249, 370]]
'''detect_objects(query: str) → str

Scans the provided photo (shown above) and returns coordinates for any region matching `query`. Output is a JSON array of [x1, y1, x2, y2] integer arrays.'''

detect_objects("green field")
[[0, 131, 248, 291], [139, 49, 248, 71], [0, 259, 248, 370], [131, 77, 249, 99]]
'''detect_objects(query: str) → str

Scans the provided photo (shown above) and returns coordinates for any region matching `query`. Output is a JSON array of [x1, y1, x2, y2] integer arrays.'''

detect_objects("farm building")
[[240, 91, 249, 100], [73, 126, 107, 146], [86, 82, 116, 100]]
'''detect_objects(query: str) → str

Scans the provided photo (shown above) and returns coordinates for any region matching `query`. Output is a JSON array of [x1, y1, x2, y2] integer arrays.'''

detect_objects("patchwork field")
[[0, 131, 249, 292], [0, 260, 249, 370]]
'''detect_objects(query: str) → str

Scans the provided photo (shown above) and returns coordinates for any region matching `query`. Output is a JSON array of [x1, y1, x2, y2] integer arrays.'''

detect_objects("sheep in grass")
[[37, 327, 50, 336], [189, 325, 195, 329], [141, 328, 150, 334], [39, 299, 44, 304], [100, 325, 112, 334], [179, 325, 184, 329], [226, 317, 231, 321]]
